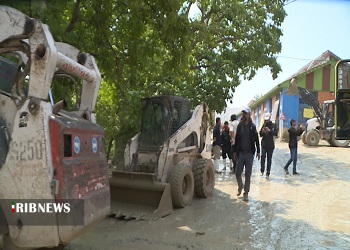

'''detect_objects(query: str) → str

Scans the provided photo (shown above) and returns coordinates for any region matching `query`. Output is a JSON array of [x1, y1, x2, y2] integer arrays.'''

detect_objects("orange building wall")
[[318, 91, 334, 104]]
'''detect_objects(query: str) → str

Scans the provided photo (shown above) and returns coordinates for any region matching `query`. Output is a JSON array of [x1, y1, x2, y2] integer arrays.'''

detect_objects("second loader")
[[286, 78, 350, 147], [109, 95, 215, 220]]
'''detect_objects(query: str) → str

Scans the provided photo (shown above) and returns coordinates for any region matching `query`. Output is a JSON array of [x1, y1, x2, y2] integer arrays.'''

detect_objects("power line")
[[277, 55, 329, 61]]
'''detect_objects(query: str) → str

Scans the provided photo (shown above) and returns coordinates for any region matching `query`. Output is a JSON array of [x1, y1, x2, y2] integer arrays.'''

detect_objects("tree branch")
[[190, 64, 211, 70], [64, 0, 81, 34]]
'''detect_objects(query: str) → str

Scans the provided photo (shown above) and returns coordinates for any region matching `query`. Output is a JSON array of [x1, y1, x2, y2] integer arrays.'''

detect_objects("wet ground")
[[68, 141, 350, 250]]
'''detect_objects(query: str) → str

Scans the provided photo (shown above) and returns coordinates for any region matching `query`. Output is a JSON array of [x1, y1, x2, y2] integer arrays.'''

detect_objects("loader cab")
[[323, 100, 334, 129], [139, 96, 191, 149], [335, 60, 350, 140]]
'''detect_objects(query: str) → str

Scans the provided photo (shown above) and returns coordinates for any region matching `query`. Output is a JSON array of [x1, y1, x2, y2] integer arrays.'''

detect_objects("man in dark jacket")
[[212, 117, 222, 173], [233, 108, 260, 201], [284, 119, 305, 175], [259, 113, 278, 178], [221, 121, 232, 171]]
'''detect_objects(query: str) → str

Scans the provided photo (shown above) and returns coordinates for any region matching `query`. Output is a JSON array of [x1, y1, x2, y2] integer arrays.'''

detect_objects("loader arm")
[[297, 87, 324, 124], [286, 78, 324, 125], [55, 42, 101, 121], [158, 103, 211, 183], [0, 6, 101, 117]]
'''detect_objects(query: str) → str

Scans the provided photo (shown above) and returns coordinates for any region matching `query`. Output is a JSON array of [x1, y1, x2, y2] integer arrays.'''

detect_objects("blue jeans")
[[285, 147, 297, 173]]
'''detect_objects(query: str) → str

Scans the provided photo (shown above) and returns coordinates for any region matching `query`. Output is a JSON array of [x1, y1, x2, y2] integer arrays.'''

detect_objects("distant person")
[[283, 119, 305, 175], [221, 121, 232, 171], [229, 114, 239, 173], [233, 108, 260, 201], [212, 117, 222, 173], [259, 113, 278, 178]]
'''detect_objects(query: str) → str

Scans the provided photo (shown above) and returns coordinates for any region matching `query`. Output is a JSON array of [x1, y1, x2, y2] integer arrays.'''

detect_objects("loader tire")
[[193, 158, 215, 198], [301, 131, 307, 145], [329, 131, 350, 147], [168, 163, 194, 208], [0, 207, 21, 250], [306, 130, 320, 146]]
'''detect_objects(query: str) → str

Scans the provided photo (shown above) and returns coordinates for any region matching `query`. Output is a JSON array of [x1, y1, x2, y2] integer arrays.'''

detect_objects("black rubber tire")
[[0, 234, 22, 250], [306, 130, 320, 146], [193, 158, 215, 198], [168, 163, 194, 208], [0, 118, 8, 168], [329, 130, 350, 147], [301, 131, 307, 145]]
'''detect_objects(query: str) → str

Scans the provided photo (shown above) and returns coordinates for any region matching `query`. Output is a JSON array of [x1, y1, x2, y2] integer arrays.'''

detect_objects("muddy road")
[[68, 141, 350, 250]]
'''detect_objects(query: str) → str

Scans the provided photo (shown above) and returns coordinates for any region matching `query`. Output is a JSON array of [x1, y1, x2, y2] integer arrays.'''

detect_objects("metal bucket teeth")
[[114, 211, 124, 219], [124, 213, 134, 220], [135, 213, 144, 221]]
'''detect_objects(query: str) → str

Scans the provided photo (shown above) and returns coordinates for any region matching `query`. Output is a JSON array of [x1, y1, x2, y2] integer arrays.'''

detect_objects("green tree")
[[6, 0, 286, 162]]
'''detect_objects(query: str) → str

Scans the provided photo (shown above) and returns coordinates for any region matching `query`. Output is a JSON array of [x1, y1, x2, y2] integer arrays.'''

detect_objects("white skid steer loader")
[[0, 6, 110, 249], [109, 95, 215, 221]]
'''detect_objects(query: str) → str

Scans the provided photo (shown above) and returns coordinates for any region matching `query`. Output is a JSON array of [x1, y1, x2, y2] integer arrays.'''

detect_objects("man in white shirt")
[[229, 114, 239, 173]]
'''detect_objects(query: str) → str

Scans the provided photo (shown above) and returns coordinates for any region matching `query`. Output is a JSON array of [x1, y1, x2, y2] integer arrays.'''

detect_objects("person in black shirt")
[[233, 108, 260, 202], [284, 119, 305, 175], [221, 121, 232, 171], [259, 113, 278, 178], [212, 117, 222, 173]]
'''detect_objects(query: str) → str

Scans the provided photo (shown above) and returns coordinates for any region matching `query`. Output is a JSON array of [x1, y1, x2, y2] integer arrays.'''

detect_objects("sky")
[[231, 0, 350, 108]]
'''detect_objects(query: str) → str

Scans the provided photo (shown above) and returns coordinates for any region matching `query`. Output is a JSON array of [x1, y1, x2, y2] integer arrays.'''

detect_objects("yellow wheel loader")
[[109, 96, 215, 221]]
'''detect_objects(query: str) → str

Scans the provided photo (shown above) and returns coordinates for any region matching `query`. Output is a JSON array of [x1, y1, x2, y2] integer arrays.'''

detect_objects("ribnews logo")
[[1, 199, 84, 226], [11, 201, 71, 213]]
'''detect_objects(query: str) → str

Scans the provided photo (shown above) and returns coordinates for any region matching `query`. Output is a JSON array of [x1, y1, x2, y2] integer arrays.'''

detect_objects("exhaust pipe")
[[52, 100, 67, 115]]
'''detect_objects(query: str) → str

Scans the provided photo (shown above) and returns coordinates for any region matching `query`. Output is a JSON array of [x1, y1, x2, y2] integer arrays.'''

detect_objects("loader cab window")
[[323, 102, 334, 128], [140, 101, 170, 148], [0, 57, 18, 94], [171, 100, 182, 134]]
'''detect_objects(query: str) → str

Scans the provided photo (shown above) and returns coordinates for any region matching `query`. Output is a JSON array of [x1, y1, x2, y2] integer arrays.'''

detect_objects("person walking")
[[212, 117, 222, 173], [233, 108, 260, 201], [229, 114, 239, 174], [221, 121, 232, 171], [284, 119, 305, 175], [259, 113, 278, 178]]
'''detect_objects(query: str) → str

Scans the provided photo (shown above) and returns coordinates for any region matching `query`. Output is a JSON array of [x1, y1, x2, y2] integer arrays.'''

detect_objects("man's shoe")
[[261, 172, 264, 176], [237, 187, 243, 196], [293, 172, 299, 175], [243, 193, 249, 201], [284, 167, 289, 175], [266, 173, 270, 179], [222, 167, 226, 171], [215, 170, 222, 174]]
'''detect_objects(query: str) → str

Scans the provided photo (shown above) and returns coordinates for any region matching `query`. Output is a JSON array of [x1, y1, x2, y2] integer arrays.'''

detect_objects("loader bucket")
[[285, 77, 299, 96], [109, 171, 173, 221]]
